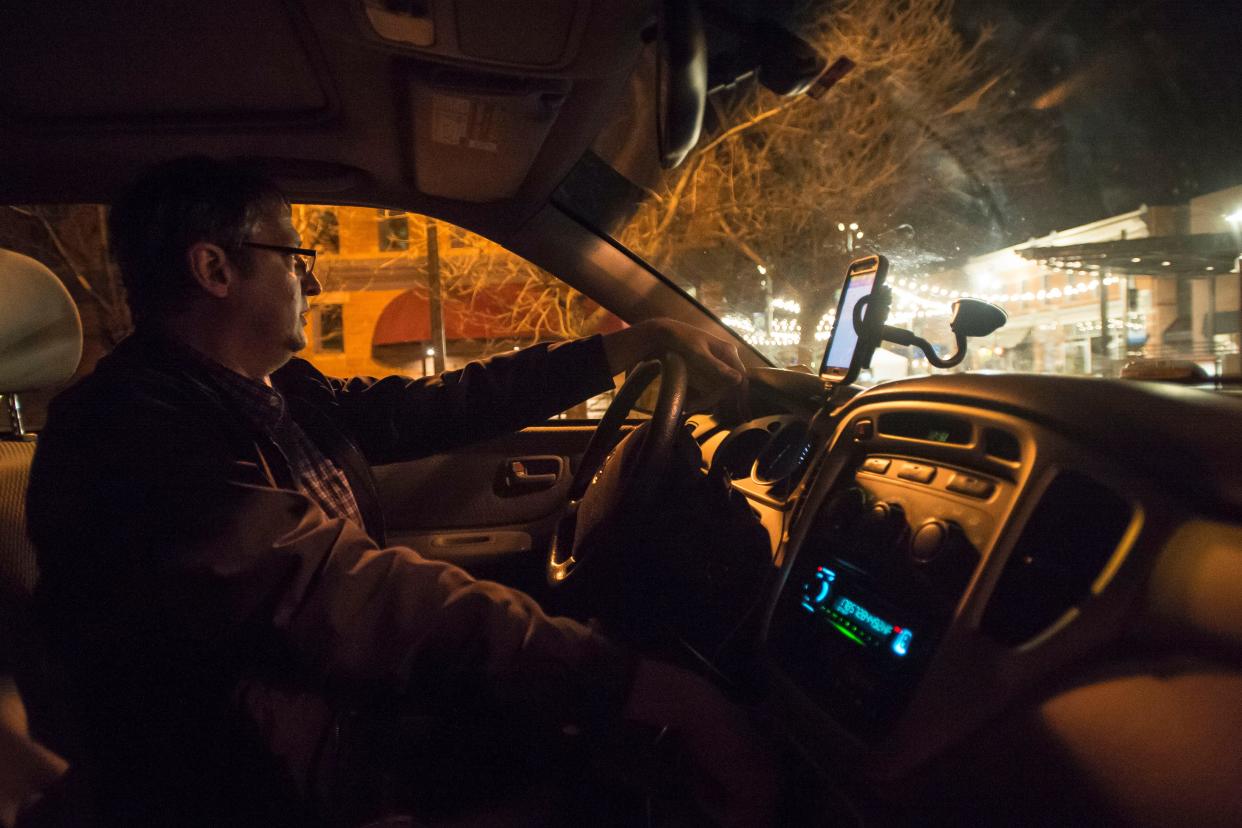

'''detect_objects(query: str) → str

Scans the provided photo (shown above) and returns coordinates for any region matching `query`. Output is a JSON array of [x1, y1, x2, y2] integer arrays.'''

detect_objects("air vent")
[[981, 472, 1132, 646], [983, 427, 1021, 462], [878, 412, 971, 445]]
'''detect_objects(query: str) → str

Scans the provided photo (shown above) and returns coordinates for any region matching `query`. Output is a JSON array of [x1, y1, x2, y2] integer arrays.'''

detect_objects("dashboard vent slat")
[[878, 412, 971, 445]]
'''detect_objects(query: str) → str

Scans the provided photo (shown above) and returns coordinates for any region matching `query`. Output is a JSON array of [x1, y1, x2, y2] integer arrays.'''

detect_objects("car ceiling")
[[0, 0, 653, 239]]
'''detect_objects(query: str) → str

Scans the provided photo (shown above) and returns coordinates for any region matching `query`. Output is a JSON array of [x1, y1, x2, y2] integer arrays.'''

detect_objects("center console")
[[767, 406, 1019, 741]]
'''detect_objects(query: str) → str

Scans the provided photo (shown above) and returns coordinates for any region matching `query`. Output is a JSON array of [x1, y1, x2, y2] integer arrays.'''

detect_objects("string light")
[[1073, 316, 1147, 334], [884, 258, 1133, 309], [725, 250, 1164, 351]]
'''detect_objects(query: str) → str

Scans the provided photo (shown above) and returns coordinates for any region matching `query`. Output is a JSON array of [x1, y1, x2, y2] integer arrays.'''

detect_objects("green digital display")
[[832, 595, 894, 636], [800, 566, 914, 657]]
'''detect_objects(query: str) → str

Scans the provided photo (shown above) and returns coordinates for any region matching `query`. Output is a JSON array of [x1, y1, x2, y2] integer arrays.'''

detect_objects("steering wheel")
[[547, 352, 688, 587]]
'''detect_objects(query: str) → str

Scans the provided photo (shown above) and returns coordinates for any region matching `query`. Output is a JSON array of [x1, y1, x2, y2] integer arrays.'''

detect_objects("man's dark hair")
[[108, 156, 287, 323]]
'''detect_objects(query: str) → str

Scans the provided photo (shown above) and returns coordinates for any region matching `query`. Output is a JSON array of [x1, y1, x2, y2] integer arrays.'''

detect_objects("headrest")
[[0, 249, 83, 394]]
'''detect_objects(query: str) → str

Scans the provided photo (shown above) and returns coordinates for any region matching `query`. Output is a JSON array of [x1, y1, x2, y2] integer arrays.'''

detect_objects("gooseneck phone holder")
[[852, 287, 1009, 371]]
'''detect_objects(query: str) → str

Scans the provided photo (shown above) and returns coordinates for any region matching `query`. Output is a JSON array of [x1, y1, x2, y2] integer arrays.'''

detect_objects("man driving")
[[26, 157, 774, 826]]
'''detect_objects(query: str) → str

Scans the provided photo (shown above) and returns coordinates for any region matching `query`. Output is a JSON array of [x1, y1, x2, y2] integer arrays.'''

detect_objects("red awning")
[[372, 289, 508, 343], [372, 288, 625, 345]]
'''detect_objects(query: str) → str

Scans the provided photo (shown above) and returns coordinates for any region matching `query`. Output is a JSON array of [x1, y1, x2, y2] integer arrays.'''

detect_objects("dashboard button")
[[854, 501, 907, 562], [897, 462, 936, 484], [947, 473, 995, 499], [812, 487, 867, 539], [911, 520, 979, 596], [861, 457, 891, 475], [910, 520, 947, 562]]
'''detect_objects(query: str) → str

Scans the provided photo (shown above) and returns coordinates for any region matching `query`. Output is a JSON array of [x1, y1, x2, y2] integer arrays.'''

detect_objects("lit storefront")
[[891, 187, 1242, 379]]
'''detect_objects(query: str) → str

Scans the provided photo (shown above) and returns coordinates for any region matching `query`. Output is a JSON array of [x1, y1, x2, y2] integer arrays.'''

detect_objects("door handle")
[[504, 456, 563, 489]]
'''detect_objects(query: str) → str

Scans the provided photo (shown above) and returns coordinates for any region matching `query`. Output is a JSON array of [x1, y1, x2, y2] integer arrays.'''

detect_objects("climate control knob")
[[910, 519, 979, 594], [813, 487, 867, 538], [910, 519, 952, 563], [854, 501, 907, 561]]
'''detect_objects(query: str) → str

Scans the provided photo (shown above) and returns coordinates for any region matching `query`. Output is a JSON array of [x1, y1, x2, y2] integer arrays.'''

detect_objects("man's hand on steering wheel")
[[601, 318, 747, 404], [573, 322, 777, 825], [548, 319, 747, 591]]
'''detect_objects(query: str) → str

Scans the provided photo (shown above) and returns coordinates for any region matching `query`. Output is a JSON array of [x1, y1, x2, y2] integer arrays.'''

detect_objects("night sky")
[[955, 0, 1242, 247]]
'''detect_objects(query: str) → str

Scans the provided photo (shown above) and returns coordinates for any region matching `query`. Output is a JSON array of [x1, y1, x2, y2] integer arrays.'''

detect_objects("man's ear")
[[186, 241, 236, 299]]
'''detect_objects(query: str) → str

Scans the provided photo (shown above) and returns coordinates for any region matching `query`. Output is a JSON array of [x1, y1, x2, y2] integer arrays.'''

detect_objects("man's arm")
[[29, 384, 633, 736], [30, 375, 772, 823], [600, 318, 746, 387], [291, 318, 747, 466]]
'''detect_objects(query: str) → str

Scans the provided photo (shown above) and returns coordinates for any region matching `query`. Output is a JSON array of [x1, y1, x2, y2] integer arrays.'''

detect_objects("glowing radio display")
[[800, 566, 914, 657]]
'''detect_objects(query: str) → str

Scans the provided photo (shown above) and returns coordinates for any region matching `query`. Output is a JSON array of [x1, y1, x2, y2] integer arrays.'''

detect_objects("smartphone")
[[819, 254, 889, 385]]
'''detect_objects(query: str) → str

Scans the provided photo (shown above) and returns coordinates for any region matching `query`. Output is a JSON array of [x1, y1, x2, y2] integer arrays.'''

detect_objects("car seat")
[[0, 248, 83, 826]]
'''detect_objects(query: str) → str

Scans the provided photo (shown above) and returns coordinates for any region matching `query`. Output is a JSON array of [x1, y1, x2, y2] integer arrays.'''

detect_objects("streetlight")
[[839, 222, 859, 253], [1225, 210, 1242, 363]]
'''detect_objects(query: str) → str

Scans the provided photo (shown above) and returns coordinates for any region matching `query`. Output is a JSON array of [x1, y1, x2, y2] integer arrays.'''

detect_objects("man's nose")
[[302, 270, 322, 297]]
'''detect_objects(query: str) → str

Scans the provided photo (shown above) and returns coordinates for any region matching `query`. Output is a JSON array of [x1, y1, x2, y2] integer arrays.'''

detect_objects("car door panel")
[[372, 424, 639, 587], [373, 425, 597, 531]]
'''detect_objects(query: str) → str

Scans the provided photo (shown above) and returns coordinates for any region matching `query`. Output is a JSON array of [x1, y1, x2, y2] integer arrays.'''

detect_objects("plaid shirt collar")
[[165, 339, 288, 432], [163, 338, 366, 530]]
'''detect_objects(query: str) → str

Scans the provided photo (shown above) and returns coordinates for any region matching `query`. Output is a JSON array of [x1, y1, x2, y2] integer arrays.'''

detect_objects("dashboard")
[[690, 371, 1242, 824]]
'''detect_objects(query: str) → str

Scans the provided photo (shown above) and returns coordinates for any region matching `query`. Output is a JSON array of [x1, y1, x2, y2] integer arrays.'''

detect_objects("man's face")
[[232, 202, 320, 366]]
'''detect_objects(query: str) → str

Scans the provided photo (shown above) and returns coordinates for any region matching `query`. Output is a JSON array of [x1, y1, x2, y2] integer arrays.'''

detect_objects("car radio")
[[769, 549, 940, 739], [769, 435, 1008, 739]]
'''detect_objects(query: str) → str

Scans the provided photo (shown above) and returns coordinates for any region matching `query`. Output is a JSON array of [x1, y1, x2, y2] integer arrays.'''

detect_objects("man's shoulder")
[[273, 356, 331, 388], [271, 357, 359, 403], [40, 334, 239, 460], [50, 340, 210, 420]]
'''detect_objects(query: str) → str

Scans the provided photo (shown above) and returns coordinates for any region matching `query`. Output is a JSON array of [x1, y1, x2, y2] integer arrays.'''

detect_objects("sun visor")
[[409, 79, 571, 202]]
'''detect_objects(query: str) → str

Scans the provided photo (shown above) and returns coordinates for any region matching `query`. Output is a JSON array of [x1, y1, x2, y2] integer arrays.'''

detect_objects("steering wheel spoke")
[[547, 353, 688, 588]]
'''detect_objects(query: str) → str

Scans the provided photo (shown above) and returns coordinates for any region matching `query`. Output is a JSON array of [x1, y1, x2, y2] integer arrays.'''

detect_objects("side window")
[[376, 209, 409, 252], [0, 203, 625, 428], [302, 207, 340, 254], [292, 205, 624, 419], [311, 304, 345, 353]]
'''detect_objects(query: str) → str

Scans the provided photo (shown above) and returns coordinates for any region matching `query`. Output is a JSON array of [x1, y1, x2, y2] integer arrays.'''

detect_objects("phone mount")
[[852, 287, 1008, 371]]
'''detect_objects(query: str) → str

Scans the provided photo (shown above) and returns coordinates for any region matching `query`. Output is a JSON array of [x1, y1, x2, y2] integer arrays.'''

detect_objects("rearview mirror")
[[657, 0, 707, 168]]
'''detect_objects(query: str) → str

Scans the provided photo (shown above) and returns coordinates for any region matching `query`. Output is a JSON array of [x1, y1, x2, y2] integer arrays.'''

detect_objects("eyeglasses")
[[241, 241, 317, 278]]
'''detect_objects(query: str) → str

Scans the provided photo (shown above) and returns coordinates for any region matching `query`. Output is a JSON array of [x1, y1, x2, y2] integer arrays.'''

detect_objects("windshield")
[[559, 0, 1242, 383]]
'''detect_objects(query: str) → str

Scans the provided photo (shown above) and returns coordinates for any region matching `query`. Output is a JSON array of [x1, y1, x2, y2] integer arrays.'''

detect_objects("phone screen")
[[820, 259, 884, 379]]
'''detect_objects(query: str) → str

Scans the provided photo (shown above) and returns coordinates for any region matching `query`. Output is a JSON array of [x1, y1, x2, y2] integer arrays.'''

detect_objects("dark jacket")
[[26, 330, 630, 825]]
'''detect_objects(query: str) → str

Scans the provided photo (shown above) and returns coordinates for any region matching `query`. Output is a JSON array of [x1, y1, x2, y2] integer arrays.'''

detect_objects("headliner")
[[0, 0, 653, 241]]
